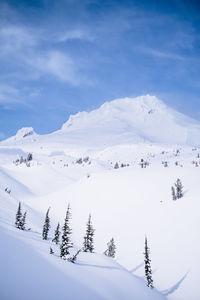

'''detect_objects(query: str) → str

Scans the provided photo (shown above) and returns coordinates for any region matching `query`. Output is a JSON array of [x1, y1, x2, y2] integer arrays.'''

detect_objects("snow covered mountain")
[[60, 94, 200, 146], [2, 95, 200, 150], [1, 95, 200, 300]]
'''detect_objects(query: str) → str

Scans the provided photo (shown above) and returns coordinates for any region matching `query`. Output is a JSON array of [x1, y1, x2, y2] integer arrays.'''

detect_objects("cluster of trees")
[[14, 153, 33, 167], [114, 162, 130, 169], [192, 160, 200, 167], [16, 203, 116, 260], [42, 205, 97, 259], [15, 203, 154, 289], [162, 161, 168, 167], [76, 156, 90, 164], [140, 159, 149, 168], [171, 178, 183, 200]]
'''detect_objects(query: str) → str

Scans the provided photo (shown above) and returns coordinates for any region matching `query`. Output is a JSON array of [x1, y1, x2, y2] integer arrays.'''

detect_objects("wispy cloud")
[[25, 51, 80, 85], [0, 23, 89, 85], [139, 47, 186, 61], [0, 25, 38, 55], [57, 28, 93, 42], [0, 84, 21, 105]]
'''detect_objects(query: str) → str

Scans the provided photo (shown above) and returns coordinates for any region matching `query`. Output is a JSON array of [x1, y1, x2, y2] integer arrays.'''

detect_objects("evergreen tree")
[[171, 186, 176, 201], [83, 214, 95, 253], [104, 238, 116, 258], [50, 246, 54, 254], [140, 158, 143, 168], [164, 161, 168, 167], [52, 222, 60, 244], [21, 211, 27, 230], [114, 162, 119, 169], [175, 178, 183, 199], [68, 249, 82, 263], [60, 204, 73, 259], [144, 236, 154, 289], [15, 202, 22, 229], [42, 207, 50, 240]]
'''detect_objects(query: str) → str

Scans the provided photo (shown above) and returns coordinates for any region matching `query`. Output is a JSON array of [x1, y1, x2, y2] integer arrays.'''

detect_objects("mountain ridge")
[[2, 95, 200, 147]]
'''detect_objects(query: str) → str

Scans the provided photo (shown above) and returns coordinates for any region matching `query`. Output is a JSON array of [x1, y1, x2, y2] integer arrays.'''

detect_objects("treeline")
[[15, 203, 153, 289], [15, 203, 116, 259]]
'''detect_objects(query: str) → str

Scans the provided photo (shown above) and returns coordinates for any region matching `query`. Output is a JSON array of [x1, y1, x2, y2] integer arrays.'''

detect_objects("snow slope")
[[0, 162, 164, 300], [1, 95, 200, 299], [1, 226, 165, 300]]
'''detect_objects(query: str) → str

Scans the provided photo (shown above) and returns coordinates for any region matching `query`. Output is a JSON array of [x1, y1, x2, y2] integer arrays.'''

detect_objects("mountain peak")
[[60, 94, 200, 146], [100, 94, 166, 113], [61, 95, 165, 131], [1, 95, 200, 147], [15, 127, 36, 139]]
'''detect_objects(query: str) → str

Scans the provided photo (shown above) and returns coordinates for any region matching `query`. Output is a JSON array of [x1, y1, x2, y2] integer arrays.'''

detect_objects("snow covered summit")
[[59, 94, 200, 146], [1, 95, 200, 149]]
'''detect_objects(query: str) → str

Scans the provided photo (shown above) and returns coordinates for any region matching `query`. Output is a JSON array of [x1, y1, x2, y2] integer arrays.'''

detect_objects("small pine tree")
[[42, 207, 51, 240], [171, 186, 176, 201], [21, 211, 27, 230], [114, 162, 119, 169], [140, 159, 144, 168], [83, 214, 95, 253], [15, 202, 23, 229], [52, 222, 60, 244], [60, 204, 73, 259], [104, 238, 116, 258], [68, 249, 82, 263], [50, 246, 54, 254], [144, 236, 154, 289], [175, 178, 183, 199]]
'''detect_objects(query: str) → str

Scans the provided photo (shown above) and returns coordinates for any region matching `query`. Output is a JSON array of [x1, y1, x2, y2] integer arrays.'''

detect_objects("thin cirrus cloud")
[[57, 28, 93, 43], [0, 24, 89, 87], [139, 47, 186, 61], [0, 84, 20, 105], [24, 51, 80, 86], [0, 25, 37, 53]]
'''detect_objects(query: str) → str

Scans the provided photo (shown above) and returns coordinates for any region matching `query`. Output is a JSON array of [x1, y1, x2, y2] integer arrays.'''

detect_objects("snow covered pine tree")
[[175, 178, 183, 199], [52, 222, 60, 244], [60, 204, 73, 259], [83, 214, 95, 252], [42, 207, 50, 240], [15, 202, 26, 230], [104, 238, 116, 258], [15, 202, 22, 229], [21, 211, 27, 230], [171, 186, 177, 201], [144, 236, 154, 289]]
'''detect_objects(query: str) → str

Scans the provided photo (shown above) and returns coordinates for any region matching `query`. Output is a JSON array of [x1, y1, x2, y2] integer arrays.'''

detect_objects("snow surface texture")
[[1, 95, 200, 299]]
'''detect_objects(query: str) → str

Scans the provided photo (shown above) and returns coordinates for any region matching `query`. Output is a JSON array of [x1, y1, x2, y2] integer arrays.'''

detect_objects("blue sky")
[[0, 0, 200, 139]]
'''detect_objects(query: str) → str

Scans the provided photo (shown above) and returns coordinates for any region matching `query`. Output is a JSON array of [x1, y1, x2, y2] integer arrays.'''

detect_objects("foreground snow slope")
[[1, 227, 164, 300], [0, 167, 164, 300], [0, 143, 199, 300]]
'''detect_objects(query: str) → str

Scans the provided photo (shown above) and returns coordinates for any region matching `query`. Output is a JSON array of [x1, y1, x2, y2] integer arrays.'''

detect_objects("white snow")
[[0, 95, 200, 299]]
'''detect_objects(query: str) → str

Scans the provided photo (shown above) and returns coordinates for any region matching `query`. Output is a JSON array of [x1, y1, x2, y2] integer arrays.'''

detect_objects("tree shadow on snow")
[[161, 271, 189, 296]]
